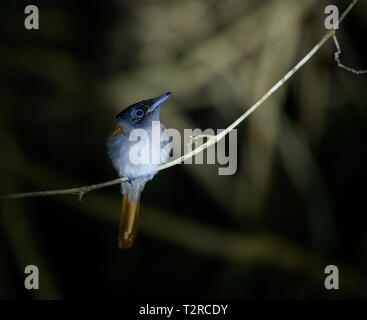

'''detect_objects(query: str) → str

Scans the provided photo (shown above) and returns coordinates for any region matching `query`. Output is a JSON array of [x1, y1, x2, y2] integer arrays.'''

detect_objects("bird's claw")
[[127, 176, 135, 186]]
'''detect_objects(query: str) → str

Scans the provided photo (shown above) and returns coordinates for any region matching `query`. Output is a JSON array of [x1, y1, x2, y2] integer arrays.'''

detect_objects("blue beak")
[[149, 92, 171, 112]]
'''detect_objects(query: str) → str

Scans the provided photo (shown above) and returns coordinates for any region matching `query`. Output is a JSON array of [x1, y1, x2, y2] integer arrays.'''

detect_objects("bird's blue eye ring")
[[135, 109, 144, 118]]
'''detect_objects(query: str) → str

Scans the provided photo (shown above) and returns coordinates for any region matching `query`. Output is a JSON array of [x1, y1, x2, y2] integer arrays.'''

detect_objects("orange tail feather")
[[118, 194, 140, 248]]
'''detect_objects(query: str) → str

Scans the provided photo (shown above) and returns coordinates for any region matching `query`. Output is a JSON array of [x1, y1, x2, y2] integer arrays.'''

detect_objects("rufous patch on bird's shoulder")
[[112, 125, 124, 136]]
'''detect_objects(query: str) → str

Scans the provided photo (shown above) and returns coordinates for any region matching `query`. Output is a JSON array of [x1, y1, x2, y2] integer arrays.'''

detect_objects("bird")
[[107, 92, 171, 248]]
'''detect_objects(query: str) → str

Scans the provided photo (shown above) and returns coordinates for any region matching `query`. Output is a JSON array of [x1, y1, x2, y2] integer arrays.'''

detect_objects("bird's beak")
[[149, 92, 171, 112]]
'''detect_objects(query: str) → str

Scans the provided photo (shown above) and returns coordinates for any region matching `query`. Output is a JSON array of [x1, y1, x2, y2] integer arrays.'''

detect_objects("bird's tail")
[[118, 193, 141, 248]]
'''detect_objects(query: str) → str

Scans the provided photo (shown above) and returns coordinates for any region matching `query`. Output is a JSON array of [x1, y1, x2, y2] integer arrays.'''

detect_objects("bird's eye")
[[135, 109, 144, 118]]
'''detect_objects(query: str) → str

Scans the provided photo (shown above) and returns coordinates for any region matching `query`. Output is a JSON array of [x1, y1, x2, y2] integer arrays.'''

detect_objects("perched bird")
[[107, 92, 171, 248]]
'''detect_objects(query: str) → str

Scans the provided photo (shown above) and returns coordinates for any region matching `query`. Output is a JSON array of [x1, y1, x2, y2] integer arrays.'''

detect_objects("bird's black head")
[[116, 92, 171, 128]]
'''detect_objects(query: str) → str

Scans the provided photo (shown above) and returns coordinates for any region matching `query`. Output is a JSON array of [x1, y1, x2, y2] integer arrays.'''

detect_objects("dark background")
[[1, 0, 366, 299]]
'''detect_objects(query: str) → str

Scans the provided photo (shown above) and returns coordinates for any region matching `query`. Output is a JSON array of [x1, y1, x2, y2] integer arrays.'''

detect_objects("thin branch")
[[1, 177, 128, 200], [0, 0, 361, 201], [340, 0, 358, 23], [333, 33, 367, 74]]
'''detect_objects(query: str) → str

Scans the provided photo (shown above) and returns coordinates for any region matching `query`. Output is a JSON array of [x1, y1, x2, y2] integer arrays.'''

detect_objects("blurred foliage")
[[1, 0, 367, 299]]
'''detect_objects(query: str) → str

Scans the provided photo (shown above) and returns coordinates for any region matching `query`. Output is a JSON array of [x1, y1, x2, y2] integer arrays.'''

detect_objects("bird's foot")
[[127, 176, 135, 186]]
